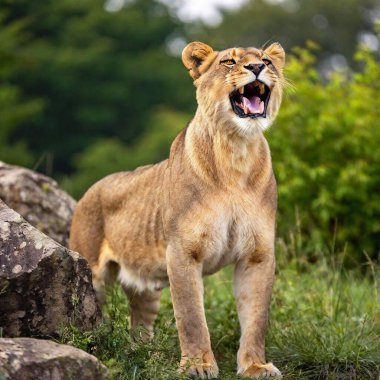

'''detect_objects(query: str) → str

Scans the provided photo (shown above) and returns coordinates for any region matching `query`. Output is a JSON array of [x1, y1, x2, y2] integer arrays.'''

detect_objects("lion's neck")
[[185, 109, 272, 187]]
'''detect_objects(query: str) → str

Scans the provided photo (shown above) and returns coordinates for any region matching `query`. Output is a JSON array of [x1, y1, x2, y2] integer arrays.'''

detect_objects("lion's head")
[[182, 41, 285, 135]]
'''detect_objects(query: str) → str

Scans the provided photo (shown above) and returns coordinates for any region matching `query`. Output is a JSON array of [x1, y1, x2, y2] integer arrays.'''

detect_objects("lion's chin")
[[232, 114, 273, 134]]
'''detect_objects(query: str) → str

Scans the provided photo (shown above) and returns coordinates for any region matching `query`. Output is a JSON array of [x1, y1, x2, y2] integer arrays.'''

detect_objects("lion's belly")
[[112, 237, 169, 293], [118, 263, 169, 293], [115, 198, 258, 292]]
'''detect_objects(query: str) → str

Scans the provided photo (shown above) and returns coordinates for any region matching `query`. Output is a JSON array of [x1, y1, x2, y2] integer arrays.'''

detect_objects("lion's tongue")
[[243, 96, 264, 114]]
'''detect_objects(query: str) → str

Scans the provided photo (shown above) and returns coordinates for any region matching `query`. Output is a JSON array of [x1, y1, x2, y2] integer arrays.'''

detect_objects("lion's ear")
[[182, 41, 215, 80], [265, 42, 285, 70]]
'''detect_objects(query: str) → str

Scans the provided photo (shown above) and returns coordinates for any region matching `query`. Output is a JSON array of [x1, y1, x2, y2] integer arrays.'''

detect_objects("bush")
[[268, 42, 380, 262]]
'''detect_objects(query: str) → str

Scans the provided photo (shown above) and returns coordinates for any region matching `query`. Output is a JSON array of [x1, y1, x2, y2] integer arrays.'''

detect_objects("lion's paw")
[[180, 354, 219, 379], [238, 362, 282, 379]]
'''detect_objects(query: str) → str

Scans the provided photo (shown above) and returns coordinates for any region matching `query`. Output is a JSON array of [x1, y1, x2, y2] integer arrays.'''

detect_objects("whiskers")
[[279, 76, 296, 93]]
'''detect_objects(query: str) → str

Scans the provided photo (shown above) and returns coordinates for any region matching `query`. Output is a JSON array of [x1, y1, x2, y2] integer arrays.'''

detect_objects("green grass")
[[59, 249, 379, 380]]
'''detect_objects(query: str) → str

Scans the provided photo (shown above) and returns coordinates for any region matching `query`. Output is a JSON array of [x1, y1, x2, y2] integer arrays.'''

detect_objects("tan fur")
[[70, 41, 286, 379]]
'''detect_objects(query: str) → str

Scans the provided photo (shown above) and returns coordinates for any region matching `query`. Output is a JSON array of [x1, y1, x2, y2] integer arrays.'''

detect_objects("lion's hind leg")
[[123, 286, 162, 342], [91, 240, 120, 307], [92, 259, 120, 307]]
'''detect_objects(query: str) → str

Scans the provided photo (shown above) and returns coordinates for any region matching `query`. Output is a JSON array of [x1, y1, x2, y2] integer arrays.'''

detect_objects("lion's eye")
[[220, 58, 236, 67], [262, 58, 272, 66]]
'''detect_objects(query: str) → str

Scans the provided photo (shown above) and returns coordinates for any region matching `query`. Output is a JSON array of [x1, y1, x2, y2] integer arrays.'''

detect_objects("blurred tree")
[[0, 0, 194, 174], [0, 11, 43, 166], [201, 0, 379, 68], [61, 107, 189, 198]]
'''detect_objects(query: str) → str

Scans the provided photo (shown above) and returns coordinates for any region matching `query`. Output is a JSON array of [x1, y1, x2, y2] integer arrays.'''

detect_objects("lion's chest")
[[198, 197, 260, 275]]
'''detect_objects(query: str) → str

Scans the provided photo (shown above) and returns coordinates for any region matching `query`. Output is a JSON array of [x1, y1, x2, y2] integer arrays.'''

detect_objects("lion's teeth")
[[259, 83, 265, 94], [238, 87, 244, 94]]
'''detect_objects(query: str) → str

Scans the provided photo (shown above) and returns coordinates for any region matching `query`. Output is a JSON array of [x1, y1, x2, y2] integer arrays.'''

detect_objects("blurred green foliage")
[[61, 107, 188, 196], [0, 11, 44, 166], [268, 43, 380, 261], [0, 0, 379, 260], [0, 0, 194, 173], [203, 0, 379, 67]]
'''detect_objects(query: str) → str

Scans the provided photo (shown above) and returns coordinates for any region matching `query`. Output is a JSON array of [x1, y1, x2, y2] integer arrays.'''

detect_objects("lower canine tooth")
[[238, 87, 244, 94]]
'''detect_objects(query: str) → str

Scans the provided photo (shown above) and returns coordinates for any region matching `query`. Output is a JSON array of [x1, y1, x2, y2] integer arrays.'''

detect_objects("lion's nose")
[[244, 63, 265, 75]]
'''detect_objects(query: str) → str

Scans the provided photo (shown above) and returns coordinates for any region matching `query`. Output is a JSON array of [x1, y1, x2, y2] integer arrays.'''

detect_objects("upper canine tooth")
[[238, 87, 244, 94], [259, 83, 265, 94]]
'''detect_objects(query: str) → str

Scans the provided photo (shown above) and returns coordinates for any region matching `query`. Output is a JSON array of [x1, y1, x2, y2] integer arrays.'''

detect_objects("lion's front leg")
[[234, 243, 282, 379], [166, 244, 219, 379]]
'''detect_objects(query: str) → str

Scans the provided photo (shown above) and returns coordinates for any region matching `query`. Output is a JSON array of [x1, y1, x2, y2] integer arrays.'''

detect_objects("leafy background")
[[1, 0, 379, 262]]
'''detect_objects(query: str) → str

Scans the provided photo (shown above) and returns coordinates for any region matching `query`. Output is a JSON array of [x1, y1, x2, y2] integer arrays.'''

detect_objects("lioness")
[[70, 41, 285, 379]]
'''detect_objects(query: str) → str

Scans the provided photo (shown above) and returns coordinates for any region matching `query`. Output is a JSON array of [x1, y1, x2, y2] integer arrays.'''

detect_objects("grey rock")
[[0, 161, 76, 247], [0, 200, 100, 338], [0, 337, 109, 380]]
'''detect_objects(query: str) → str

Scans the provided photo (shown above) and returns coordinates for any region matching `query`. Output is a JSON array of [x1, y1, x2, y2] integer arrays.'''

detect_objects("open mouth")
[[229, 80, 271, 118]]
